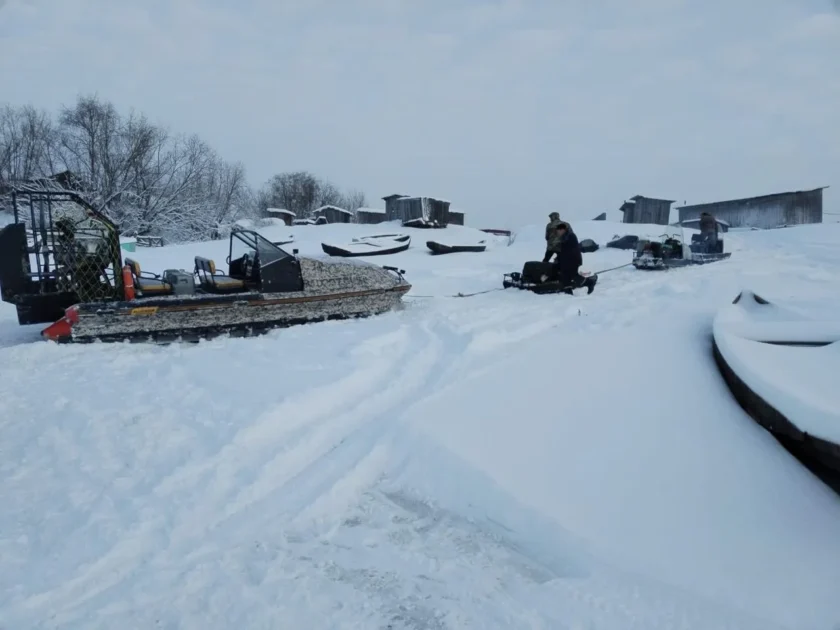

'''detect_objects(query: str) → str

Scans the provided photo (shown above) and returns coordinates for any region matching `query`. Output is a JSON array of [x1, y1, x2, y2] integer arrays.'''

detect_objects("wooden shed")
[[620, 195, 674, 225], [448, 210, 465, 226], [383, 194, 451, 226], [314, 205, 353, 224], [675, 187, 826, 230], [265, 207, 295, 226], [355, 208, 387, 225]]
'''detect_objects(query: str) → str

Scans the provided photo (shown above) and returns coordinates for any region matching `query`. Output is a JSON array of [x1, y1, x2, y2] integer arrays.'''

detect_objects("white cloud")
[[0, 0, 837, 223]]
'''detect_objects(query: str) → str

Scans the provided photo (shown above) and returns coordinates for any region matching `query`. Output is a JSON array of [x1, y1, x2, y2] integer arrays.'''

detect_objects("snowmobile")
[[503, 261, 597, 295], [0, 188, 411, 343], [632, 225, 731, 270]]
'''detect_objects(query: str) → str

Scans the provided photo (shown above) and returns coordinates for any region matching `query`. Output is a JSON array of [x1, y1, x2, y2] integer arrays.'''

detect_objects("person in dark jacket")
[[552, 222, 596, 294], [543, 212, 563, 262], [698, 212, 719, 251]]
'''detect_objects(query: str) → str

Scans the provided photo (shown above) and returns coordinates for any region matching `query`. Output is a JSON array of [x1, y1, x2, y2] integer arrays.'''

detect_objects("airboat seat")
[[194, 256, 246, 293], [124, 257, 173, 296]]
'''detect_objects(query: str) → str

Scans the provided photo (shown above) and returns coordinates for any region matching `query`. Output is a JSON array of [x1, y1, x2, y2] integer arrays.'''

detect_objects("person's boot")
[[584, 274, 598, 294]]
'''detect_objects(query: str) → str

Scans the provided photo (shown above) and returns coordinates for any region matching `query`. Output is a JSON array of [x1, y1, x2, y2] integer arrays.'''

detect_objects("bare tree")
[[339, 188, 366, 213], [0, 104, 58, 185], [261, 171, 368, 218], [2, 94, 369, 241]]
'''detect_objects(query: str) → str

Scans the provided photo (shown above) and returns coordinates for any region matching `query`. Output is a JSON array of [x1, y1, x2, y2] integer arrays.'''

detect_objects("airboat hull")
[[42, 256, 411, 344], [45, 284, 410, 343]]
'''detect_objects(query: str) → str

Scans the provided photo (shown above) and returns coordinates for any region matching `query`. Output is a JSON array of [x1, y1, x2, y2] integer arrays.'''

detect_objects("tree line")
[[0, 95, 367, 242]]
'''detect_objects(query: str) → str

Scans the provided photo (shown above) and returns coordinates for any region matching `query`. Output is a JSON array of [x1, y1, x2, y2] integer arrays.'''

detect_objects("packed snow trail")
[[2, 220, 840, 629]]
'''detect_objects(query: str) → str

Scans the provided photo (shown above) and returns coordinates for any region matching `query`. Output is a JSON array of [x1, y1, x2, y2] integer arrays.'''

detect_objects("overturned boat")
[[0, 189, 411, 343], [426, 239, 486, 255], [503, 261, 597, 295], [321, 233, 410, 257], [713, 290, 840, 484], [632, 225, 731, 270]]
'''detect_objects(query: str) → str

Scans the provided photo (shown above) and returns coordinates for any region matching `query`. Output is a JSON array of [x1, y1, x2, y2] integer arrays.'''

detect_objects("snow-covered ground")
[[2, 218, 840, 629]]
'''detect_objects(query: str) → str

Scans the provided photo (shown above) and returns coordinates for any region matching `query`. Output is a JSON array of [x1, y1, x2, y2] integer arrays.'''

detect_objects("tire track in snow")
[[12, 319, 462, 623], [11, 326, 418, 620], [195, 317, 454, 541]]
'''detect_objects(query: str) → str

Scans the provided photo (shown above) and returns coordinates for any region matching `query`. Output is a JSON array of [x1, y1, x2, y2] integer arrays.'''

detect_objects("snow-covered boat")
[[321, 234, 410, 257], [0, 189, 411, 343], [426, 239, 486, 255], [713, 290, 840, 479]]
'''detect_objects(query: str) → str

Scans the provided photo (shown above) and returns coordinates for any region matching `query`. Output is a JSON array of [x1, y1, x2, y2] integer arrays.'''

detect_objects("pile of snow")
[[2, 218, 840, 629]]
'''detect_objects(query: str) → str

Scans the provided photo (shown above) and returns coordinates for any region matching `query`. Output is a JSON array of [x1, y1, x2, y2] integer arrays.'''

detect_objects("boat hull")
[[712, 290, 840, 489], [321, 240, 410, 257], [426, 241, 486, 254]]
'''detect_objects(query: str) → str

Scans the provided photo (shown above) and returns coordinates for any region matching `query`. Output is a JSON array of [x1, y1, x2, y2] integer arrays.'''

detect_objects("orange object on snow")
[[122, 264, 136, 301]]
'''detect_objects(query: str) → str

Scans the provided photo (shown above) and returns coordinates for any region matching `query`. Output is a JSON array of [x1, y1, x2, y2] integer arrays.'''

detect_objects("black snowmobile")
[[503, 261, 597, 295]]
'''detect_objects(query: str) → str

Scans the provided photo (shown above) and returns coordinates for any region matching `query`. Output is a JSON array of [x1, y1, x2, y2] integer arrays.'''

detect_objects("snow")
[[2, 218, 840, 629], [266, 207, 295, 217]]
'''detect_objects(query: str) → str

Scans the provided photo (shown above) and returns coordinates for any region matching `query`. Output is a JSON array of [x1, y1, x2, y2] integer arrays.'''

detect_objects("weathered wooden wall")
[[677, 188, 824, 229], [355, 209, 387, 225]]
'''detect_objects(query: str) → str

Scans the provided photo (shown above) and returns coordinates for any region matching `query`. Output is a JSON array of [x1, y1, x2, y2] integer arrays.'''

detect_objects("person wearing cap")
[[543, 212, 563, 262]]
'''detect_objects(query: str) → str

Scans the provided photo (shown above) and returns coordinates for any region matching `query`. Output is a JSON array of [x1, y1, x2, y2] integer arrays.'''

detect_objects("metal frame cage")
[[0, 188, 123, 324]]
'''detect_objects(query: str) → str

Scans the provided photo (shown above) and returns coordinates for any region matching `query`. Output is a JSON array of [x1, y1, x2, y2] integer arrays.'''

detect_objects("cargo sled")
[[632, 227, 731, 270], [503, 261, 597, 295], [0, 189, 411, 343]]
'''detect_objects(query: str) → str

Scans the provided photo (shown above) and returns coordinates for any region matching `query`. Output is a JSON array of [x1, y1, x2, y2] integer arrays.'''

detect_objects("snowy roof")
[[266, 207, 295, 216], [355, 207, 386, 214], [314, 205, 353, 215], [392, 195, 452, 204]]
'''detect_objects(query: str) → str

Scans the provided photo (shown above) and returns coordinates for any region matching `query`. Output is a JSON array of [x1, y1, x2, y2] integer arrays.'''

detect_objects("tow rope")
[[405, 262, 633, 300]]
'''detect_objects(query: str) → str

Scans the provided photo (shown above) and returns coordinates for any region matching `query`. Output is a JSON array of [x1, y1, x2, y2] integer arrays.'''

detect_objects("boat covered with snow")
[[426, 239, 486, 255], [321, 233, 410, 257], [632, 229, 730, 270], [713, 290, 840, 480], [0, 189, 411, 343]]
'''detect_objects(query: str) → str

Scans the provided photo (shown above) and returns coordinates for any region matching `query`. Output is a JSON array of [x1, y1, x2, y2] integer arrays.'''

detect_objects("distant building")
[[448, 210, 465, 226], [313, 205, 353, 224], [265, 208, 295, 226], [620, 195, 674, 225], [355, 207, 387, 225], [383, 194, 451, 226], [676, 187, 827, 230]]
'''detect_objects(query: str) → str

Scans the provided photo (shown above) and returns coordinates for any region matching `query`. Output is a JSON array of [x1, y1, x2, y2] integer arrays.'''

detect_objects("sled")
[[502, 261, 597, 295], [632, 228, 730, 270]]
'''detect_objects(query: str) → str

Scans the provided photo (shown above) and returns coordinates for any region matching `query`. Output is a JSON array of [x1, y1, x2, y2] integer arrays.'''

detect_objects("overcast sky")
[[1, 0, 838, 225]]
